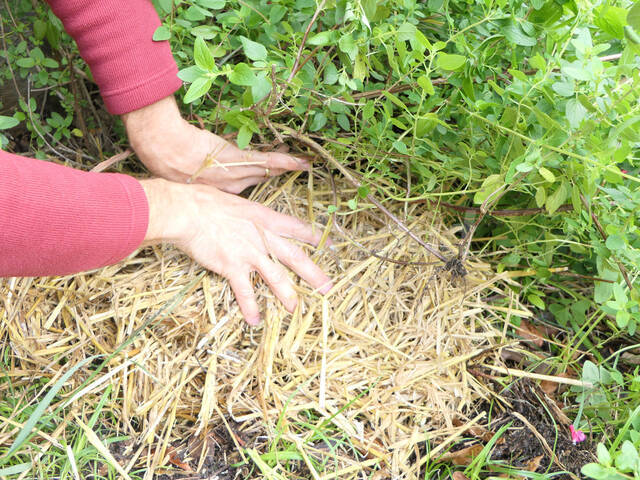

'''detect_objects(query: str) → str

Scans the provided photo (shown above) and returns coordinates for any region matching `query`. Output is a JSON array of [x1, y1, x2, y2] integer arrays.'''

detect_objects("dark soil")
[[487, 379, 595, 478]]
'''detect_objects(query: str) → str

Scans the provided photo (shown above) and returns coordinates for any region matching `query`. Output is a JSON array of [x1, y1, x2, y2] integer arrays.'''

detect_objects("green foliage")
[[2, 0, 640, 475], [145, 0, 640, 327], [582, 407, 640, 479]]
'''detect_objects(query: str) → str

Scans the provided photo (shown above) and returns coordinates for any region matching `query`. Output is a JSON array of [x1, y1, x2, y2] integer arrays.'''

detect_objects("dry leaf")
[[540, 379, 558, 394], [451, 472, 470, 480], [525, 454, 544, 473], [167, 447, 194, 473], [516, 319, 545, 347], [440, 444, 484, 465], [452, 418, 495, 442]]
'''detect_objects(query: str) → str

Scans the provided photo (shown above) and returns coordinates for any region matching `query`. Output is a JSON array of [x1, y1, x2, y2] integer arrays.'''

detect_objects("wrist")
[[122, 94, 184, 140], [140, 178, 192, 245], [122, 96, 191, 174]]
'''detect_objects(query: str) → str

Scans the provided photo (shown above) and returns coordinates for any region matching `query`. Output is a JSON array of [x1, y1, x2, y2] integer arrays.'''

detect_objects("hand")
[[140, 179, 333, 325], [123, 96, 308, 194]]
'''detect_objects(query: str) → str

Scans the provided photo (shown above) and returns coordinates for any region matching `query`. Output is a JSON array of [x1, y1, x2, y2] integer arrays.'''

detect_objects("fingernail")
[[246, 316, 260, 326], [320, 283, 333, 295], [294, 157, 311, 170]]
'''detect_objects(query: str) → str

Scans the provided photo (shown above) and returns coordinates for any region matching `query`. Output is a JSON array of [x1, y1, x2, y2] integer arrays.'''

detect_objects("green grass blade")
[[3, 354, 99, 461], [0, 463, 31, 476]]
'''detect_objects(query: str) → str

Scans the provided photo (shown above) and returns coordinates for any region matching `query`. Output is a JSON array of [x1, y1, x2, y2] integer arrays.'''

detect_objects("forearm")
[[45, 0, 181, 114], [0, 151, 148, 277]]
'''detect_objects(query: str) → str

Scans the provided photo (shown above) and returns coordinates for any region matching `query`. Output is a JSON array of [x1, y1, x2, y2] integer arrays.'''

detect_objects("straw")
[[0, 172, 514, 478]]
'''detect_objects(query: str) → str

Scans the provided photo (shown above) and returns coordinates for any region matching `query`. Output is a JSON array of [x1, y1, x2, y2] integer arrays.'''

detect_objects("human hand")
[[123, 96, 308, 194], [140, 178, 332, 325]]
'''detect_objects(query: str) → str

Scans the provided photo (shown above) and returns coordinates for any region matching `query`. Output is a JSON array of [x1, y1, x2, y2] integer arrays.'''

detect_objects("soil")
[[486, 379, 596, 478]]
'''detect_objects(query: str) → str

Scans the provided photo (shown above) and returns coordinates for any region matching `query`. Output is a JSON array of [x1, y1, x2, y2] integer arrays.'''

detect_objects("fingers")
[[268, 234, 333, 294], [255, 256, 299, 313], [248, 150, 310, 173], [252, 208, 324, 246], [227, 274, 260, 326]]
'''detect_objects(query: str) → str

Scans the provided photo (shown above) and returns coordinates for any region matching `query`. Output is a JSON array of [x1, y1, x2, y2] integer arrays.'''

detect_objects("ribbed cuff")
[[102, 66, 183, 115]]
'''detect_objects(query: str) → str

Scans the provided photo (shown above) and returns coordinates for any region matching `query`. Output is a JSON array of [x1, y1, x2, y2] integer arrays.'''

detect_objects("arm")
[[46, 0, 309, 192], [45, 0, 181, 115], [0, 151, 148, 276], [0, 151, 331, 323]]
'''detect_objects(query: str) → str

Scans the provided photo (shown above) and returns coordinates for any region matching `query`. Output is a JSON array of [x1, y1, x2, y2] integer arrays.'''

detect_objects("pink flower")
[[570, 425, 586, 444], [621, 169, 628, 174]]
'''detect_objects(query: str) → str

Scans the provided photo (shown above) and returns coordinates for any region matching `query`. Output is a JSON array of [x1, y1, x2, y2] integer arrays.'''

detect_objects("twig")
[[287, 0, 326, 83], [580, 194, 634, 291], [90, 149, 132, 173], [459, 172, 528, 262], [276, 123, 449, 263]]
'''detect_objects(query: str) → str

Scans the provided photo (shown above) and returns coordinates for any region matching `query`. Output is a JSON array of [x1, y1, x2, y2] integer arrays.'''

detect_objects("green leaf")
[[153, 25, 171, 41], [190, 25, 218, 40], [310, 112, 327, 132], [436, 53, 466, 71], [237, 125, 252, 149], [594, 5, 627, 39], [183, 76, 212, 103], [562, 64, 591, 81], [194, 36, 215, 71], [178, 65, 207, 83], [545, 180, 568, 214], [628, 1, 640, 31], [596, 443, 612, 466], [417, 75, 435, 95], [16, 57, 35, 68], [197, 0, 226, 8], [581, 463, 611, 479], [251, 73, 272, 103], [552, 81, 574, 97], [42, 58, 59, 68], [239, 36, 268, 61], [538, 167, 555, 182], [615, 441, 639, 471], [33, 19, 47, 40], [308, 31, 333, 46], [155, 0, 173, 13], [228, 63, 257, 86], [529, 53, 546, 70], [624, 25, 640, 44], [503, 22, 537, 46], [527, 293, 546, 309], [566, 98, 587, 129], [474, 174, 503, 204], [617, 310, 631, 328], [583, 360, 600, 384], [535, 186, 546, 207], [338, 34, 357, 61], [337, 113, 350, 131], [606, 234, 625, 250], [0, 115, 19, 130]]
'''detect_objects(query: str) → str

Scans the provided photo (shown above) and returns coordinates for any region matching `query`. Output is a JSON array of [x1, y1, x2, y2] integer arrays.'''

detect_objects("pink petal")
[[569, 425, 586, 443]]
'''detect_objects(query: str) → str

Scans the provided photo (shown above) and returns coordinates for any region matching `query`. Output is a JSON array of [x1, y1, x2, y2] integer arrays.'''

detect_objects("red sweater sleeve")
[[46, 0, 182, 114], [0, 151, 149, 277]]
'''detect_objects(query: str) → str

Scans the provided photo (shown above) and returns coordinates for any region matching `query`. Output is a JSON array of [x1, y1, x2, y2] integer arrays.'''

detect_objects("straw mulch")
[[1, 170, 515, 479]]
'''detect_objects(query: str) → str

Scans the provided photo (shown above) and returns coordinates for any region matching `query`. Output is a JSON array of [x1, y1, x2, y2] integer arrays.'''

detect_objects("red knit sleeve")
[[45, 0, 182, 115], [0, 151, 149, 277]]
